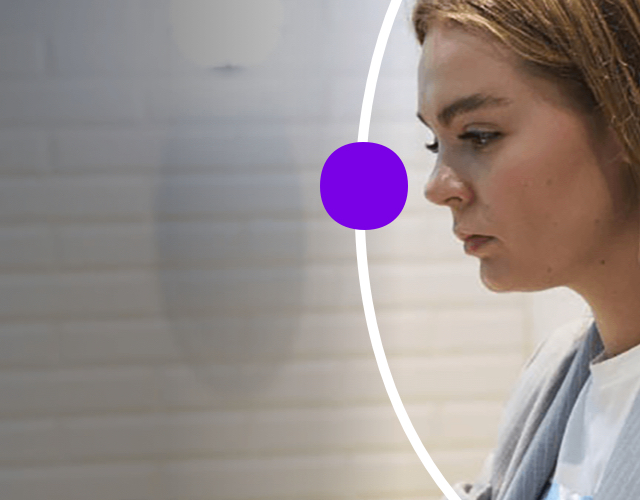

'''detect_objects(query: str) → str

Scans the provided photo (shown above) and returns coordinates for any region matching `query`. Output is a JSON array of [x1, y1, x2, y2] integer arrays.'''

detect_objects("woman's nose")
[[423, 162, 474, 209]]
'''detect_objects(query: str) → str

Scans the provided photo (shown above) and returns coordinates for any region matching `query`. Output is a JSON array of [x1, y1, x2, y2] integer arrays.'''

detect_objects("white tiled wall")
[[0, 1, 587, 499]]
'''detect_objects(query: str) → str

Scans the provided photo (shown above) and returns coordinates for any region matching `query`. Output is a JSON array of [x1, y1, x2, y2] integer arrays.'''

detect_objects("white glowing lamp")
[[170, 0, 285, 68]]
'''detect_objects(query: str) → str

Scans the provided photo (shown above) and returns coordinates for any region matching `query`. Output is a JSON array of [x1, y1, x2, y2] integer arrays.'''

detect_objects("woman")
[[412, 0, 640, 498]]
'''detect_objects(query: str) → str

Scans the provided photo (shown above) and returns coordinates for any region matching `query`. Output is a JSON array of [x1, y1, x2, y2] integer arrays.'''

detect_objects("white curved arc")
[[355, 2, 462, 499]]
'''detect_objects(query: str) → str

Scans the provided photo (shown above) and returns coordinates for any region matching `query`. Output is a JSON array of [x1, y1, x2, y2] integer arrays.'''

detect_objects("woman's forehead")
[[417, 22, 556, 121], [419, 22, 518, 92]]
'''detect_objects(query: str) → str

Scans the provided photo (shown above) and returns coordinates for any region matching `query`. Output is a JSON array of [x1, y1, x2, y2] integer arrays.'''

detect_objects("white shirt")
[[543, 341, 640, 500]]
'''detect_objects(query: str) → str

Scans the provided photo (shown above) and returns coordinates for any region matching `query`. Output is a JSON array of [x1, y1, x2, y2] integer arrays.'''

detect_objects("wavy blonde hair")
[[413, 0, 640, 187]]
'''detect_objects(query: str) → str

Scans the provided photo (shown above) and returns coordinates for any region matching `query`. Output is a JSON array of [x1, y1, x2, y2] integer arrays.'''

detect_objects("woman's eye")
[[424, 131, 501, 154], [458, 130, 501, 149]]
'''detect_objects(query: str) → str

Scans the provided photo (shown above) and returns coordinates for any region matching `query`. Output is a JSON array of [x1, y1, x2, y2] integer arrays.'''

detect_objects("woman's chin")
[[479, 260, 527, 292], [480, 273, 514, 292], [479, 261, 557, 293]]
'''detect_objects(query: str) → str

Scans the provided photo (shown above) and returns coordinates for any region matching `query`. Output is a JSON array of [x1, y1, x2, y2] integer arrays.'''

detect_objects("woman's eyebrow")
[[417, 92, 512, 129]]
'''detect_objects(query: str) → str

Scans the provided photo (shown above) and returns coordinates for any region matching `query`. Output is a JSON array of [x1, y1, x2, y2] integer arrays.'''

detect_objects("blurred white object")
[[170, 0, 284, 68]]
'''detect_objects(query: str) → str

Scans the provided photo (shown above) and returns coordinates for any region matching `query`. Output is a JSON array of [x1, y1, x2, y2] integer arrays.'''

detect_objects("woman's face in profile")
[[417, 19, 638, 293]]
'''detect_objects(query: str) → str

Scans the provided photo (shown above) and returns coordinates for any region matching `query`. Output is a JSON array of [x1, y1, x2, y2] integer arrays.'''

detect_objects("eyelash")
[[425, 131, 501, 153]]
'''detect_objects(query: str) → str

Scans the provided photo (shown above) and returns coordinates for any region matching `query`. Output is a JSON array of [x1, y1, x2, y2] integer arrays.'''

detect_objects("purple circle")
[[320, 142, 408, 230]]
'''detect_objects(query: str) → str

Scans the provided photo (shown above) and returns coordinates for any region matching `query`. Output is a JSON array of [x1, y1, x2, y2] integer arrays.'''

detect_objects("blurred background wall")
[[0, 0, 590, 499]]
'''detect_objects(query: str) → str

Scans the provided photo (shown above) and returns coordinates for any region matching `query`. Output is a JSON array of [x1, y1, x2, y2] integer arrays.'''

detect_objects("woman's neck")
[[572, 232, 640, 357]]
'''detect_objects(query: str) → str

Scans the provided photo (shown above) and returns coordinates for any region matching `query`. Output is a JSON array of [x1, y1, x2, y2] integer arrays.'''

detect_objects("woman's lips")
[[463, 235, 495, 254]]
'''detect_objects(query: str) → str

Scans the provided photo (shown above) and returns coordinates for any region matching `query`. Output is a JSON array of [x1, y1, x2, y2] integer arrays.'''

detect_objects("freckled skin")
[[418, 20, 638, 293]]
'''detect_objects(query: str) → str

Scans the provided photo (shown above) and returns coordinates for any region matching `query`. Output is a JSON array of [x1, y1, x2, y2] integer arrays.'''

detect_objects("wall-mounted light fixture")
[[170, 0, 284, 69]]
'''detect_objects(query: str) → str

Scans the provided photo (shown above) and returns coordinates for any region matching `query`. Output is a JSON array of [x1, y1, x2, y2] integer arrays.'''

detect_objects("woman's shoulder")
[[504, 315, 594, 417], [490, 316, 595, 488], [440, 317, 595, 500]]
